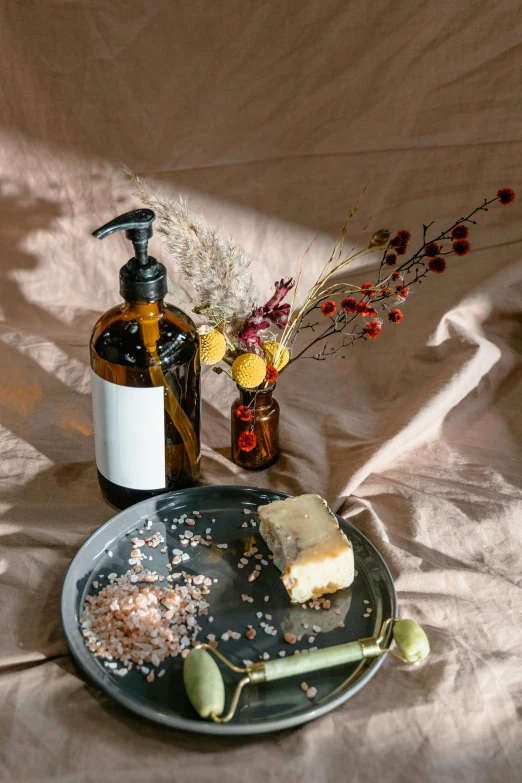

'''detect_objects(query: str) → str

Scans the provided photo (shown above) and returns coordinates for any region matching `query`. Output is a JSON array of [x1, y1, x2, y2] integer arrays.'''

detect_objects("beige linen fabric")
[[0, 1, 521, 781]]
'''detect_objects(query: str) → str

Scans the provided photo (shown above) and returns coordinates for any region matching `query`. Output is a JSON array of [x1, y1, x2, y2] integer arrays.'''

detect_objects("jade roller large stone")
[[183, 646, 225, 719]]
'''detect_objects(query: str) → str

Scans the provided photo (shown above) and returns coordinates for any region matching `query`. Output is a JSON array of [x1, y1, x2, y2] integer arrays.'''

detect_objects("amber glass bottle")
[[231, 384, 279, 469], [90, 209, 200, 509]]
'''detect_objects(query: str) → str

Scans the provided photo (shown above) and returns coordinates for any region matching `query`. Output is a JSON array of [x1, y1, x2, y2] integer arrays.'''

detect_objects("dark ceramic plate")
[[61, 486, 397, 735]]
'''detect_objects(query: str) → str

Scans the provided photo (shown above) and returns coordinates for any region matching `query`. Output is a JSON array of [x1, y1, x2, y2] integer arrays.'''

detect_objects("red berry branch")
[[285, 188, 515, 363]]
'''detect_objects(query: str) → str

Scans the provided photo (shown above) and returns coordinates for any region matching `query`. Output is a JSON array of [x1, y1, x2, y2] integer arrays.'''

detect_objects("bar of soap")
[[258, 494, 354, 603]]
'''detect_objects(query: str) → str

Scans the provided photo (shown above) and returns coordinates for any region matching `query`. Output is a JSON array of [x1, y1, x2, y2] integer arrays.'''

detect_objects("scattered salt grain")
[[221, 632, 229, 641], [306, 687, 317, 699], [263, 652, 270, 660], [157, 669, 166, 678], [308, 636, 315, 644], [92, 581, 99, 589], [264, 595, 269, 602], [312, 625, 321, 633], [279, 651, 286, 657], [300, 682, 309, 692]]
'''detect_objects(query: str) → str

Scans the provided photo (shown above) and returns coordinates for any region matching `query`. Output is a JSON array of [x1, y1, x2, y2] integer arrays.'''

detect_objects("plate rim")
[[61, 485, 398, 735]]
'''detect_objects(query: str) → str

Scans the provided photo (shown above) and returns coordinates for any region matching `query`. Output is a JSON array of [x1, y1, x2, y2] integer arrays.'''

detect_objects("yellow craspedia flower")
[[198, 326, 227, 365], [231, 353, 267, 389], [263, 340, 290, 371]]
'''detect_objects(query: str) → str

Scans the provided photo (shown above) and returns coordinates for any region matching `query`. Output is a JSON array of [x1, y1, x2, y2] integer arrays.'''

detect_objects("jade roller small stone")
[[183, 617, 429, 723]]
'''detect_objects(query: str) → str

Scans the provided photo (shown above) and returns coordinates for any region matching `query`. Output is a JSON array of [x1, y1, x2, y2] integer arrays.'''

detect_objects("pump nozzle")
[[92, 208, 155, 265], [92, 209, 167, 302]]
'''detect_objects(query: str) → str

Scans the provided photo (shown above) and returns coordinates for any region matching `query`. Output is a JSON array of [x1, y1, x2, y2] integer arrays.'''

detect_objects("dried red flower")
[[361, 282, 376, 298], [428, 256, 447, 273], [265, 365, 278, 382], [341, 297, 357, 313], [497, 187, 515, 205], [321, 300, 337, 316], [395, 284, 409, 299], [391, 271, 401, 280], [380, 287, 393, 297], [424, 242, 440, 257], [389, 230, 409, 254], [235, 404, 253, 422], [384, 253, 397, 266], [360, 306, 377, 317], [453, 239, 470, 256], [238, 431, 257, 452], [364, 320, 382, 339], [388, 308, 404, 323], [451, 224, 469, 240]]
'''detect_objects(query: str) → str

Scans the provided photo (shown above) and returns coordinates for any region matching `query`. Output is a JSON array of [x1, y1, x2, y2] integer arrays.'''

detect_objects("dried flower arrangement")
[[127, 170, 515, 459]]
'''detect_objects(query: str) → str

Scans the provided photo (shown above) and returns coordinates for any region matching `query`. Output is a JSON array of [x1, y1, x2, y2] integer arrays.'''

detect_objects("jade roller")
[[183, 617, 429, 723]]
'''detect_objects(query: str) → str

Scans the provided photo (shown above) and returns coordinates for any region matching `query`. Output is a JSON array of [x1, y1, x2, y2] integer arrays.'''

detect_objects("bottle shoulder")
[[90, 301, 199, 371], [163, 301, 197, 331]]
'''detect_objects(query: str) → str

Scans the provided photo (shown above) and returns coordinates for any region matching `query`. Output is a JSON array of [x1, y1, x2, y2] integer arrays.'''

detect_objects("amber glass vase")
[[231, 383, 279, 469]]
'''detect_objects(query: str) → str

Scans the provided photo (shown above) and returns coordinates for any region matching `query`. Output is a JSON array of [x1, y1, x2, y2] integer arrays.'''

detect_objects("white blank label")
[[91, 370, 166, 490]]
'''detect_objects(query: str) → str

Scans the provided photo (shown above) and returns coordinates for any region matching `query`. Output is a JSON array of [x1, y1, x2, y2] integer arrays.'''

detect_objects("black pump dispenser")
[[93, 208, 168, 302]]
